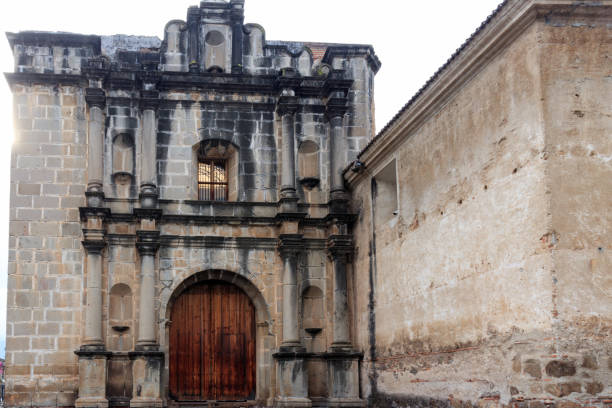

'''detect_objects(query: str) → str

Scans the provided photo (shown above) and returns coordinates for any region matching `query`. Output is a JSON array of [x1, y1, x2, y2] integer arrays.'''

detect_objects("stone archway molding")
[[164, 269, 272, 329]]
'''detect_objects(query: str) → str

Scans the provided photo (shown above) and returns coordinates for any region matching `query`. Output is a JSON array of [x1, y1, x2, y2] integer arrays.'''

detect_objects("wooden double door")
[[169, 281, 256, 402]]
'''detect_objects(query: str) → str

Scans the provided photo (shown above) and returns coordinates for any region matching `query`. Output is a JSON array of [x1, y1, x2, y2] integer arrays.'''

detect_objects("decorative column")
[[275, 234, 311, 408], [76, 210, 111, 408], [140, 82, 160, 209], [85, 88, 106, 208], [230, 0, 245, 74], [130, 210, 163, 408], [325, 233, 364, 407]]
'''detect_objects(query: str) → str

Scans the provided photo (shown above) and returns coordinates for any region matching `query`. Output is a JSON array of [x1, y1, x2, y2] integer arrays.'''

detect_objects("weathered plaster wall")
[[539, 16, 612, 402], [6, 84, 87, 406], [350, 16, 611, 407]]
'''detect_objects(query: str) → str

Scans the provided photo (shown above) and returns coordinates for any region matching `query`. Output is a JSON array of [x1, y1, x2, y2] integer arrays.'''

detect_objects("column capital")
[[85, 87, 106, 109], [136, 230, 161, 256], [276, 95, 299, 116], [327, 234, 353, 260], [278, 234, 304, 258]]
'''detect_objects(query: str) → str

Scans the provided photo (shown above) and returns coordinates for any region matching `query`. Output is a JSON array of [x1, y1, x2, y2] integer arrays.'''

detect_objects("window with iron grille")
[[198, 159, 228, 201]]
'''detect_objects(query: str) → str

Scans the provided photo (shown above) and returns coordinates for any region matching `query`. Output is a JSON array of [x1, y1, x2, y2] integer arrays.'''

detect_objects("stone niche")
[[112, 133, 136, 198], [203, 24, 231, 73]]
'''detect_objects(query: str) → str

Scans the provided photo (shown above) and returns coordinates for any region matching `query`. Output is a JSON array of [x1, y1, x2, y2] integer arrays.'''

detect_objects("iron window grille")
[[198, 159, 228, 201]]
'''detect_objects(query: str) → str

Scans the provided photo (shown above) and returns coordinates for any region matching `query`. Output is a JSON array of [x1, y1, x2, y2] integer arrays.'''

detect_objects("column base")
[[130, 398, 163, 408], [275, 353, 309, 405], [75, 348, 111, 408], [326, 398, 366, 408], [75, 397, 109, 408], [327, 351, 362, 403], [274, 397, 312, 407], [129, 349, 164, 405]]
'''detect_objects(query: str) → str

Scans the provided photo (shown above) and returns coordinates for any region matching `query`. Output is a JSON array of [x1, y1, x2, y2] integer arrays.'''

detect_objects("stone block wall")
[[7, 83, 87, 406]]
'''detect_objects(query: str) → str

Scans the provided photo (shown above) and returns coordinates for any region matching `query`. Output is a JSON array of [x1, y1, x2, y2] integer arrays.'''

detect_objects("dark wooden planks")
[[169, 281, 256, 402]]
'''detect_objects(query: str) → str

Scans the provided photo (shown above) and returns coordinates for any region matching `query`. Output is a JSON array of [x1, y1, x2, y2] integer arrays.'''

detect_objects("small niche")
[[112, 133, 135, 177], [302, 285, 325, 353], [109, 283, 133, 352], [298, 141, 320, 189]]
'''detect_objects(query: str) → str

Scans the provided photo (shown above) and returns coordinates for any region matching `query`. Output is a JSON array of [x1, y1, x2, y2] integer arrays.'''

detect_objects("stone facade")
[[5, 1, 379, 407], [5, 0, 611, 408]]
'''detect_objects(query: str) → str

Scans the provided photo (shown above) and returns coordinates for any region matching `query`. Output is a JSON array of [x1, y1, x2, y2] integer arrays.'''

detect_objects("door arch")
[[169, 280, 256, 402]]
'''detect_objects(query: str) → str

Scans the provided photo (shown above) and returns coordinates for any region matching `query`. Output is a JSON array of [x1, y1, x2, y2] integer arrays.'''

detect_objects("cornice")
[[347, 0, 612, 188], [322, 45, 381, 74]]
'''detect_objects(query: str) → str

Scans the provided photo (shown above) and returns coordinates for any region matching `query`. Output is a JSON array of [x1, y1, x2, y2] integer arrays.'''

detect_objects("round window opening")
[[205, 30, 225, 46]]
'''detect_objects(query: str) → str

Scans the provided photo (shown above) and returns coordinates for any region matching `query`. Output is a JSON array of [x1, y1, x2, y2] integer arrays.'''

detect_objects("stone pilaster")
[[139, 85, 160, 209], [278, 234, 303, 349], [325, 234, 364, 407], [130, 209, 163, 407], [275, 234, 311, 407], [326, 93, 350, 212], [230, 0, 245, 74], [85, 88, 106, 208], [327, 234, 353, 349], [76, 210, 111, 408]]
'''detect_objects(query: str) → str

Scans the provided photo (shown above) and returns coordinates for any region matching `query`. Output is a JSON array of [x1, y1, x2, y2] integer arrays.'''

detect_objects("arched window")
[[196, 139, 238, 201]]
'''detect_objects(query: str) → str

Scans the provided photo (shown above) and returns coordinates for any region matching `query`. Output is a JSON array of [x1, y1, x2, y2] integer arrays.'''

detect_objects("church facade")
[[5, 0, 612, 407]]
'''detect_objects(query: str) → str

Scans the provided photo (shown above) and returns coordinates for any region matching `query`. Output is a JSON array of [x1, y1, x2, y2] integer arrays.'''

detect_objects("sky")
[[0, 0, 502, 357]]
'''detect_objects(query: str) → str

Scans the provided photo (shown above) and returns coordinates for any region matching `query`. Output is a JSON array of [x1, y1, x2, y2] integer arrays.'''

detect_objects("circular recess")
[[205, 30, 225, 46]]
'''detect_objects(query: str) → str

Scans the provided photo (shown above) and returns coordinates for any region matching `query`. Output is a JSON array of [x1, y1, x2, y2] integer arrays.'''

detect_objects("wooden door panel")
[[169, 281, 256, 402]]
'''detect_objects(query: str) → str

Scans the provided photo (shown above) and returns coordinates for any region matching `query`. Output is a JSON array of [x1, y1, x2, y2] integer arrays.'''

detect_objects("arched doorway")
[[169, 280, 256, 402]]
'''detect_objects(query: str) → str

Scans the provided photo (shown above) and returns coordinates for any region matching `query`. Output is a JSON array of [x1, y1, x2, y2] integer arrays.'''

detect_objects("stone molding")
[[74, 348, 112, 359]]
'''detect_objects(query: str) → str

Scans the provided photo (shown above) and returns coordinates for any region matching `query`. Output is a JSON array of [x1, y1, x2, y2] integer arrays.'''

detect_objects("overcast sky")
[[0, 0, 501, 356]]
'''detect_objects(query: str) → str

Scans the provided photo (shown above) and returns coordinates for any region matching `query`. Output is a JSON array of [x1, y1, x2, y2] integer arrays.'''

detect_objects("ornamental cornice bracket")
[[140, 90, 161, 111], [326, 98, 349, 121], [85, 87, 106, 109], [79, 206, 111, 222], [327, 234, 353, 260], [82, 238, 107, 255], [134, 208, 163, 221], [136, 230, 161, 256], [278, 233, 304, 258], [276, 67, 302, 91], [81, 57, 111, 80], [276, 95, 299, 116]]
